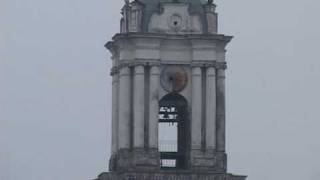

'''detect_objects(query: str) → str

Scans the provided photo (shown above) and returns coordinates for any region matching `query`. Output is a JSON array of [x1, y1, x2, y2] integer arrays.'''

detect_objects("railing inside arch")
[[159, 140, 178, 168], [158, 122, 179, 168], [158, 93, 189, 170]]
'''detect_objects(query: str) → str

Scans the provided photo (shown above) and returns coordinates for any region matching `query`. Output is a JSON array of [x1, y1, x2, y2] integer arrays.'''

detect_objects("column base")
[[96, 172, 247, 180], [190, 149, 227, 173], [109, 148, 160, 172]]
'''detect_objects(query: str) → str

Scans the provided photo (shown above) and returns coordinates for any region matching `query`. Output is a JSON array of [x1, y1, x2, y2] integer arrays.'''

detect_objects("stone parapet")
[[96, 172, 246, 180]]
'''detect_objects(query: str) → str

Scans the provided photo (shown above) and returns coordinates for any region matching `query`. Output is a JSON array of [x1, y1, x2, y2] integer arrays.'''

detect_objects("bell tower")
[[96, 0, 247, 179]]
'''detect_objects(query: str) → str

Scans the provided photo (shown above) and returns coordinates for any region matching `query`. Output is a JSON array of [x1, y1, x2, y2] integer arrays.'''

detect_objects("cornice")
[[109, 32, 233, 43]]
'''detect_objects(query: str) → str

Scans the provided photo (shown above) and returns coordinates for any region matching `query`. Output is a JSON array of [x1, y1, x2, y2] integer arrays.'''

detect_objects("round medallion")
[[168, 14, 182, 30], [160, 66, 188, 92]]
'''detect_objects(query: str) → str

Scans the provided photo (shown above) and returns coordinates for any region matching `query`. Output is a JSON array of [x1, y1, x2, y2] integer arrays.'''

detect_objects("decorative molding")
[[110, 33, 233, 43], [110, 59, 160, 76], [111, 60, 227, 76], [148, 61, 161, 67]]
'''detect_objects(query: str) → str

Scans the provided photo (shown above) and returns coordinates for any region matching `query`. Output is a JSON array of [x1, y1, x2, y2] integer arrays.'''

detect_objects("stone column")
[[206, 67, 217, 150], [216, 68, 226, 152], [118, 67, 131, 149], [133, 65, 145, 148], [111, 71, 119, 153], [191, 66, 202, 150], [149, 65, 160, 149]]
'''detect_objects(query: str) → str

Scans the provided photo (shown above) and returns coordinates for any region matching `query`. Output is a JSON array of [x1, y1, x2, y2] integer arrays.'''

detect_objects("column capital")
[[118, 61, 147, 69], [191, 66, 202, 75], [117, 60, 161, 69], [112, 75, 119, 84], [110, 66, 120, 76], [119, 66, 131, 76], [150, 65, 160, 75], [134, 65, 145, 74], [215, 62, 227, 70], [206, 66, 216, 76], [216, 68, 226, 79]]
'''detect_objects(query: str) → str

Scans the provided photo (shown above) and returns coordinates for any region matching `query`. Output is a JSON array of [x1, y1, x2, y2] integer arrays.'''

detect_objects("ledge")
[[95, 172, 247, 180], [105, 32, 233, 50]]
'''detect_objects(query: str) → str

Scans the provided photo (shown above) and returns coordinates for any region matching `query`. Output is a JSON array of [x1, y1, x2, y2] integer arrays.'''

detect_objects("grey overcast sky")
[[1, 0, 320, 180]]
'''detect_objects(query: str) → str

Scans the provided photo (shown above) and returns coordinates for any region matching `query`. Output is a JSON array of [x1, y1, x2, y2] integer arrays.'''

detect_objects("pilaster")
[[133, 65, 145, 148], [111, 72, 119, 153], [149, 64, 160, 149], [206, 67, 217, 150], [191, 66, 202, 150], [118, 67, 131, 150], [216, 69, 226, 152]]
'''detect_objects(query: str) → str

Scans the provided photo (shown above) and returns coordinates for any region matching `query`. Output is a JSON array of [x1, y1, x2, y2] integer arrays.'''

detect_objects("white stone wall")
[[108, 33, 230, 153]]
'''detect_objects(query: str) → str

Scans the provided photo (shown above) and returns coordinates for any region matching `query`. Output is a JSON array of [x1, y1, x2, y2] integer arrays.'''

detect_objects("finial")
[[208, 0, 213, 4]]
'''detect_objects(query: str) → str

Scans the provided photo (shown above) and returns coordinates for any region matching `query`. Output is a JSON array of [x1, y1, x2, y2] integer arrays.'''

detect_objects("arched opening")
[[158, 93, 189, 170]]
